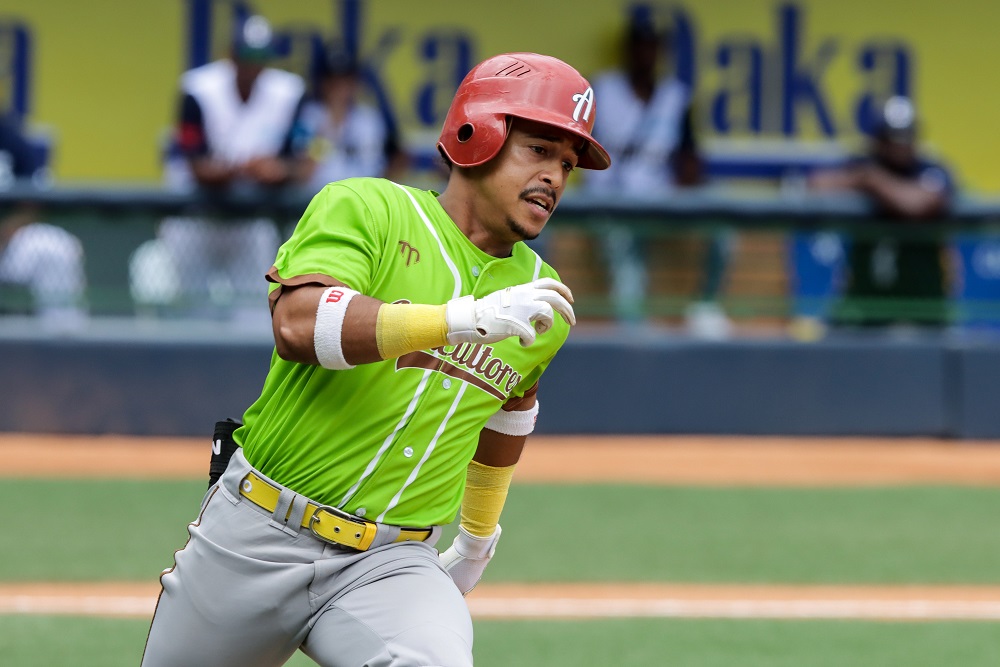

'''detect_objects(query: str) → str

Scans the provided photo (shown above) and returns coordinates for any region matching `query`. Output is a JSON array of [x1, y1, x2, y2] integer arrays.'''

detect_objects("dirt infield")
[[4, 582, 1000, 620], [2, 433, 999, 620], [4, 433, 1000, 484]]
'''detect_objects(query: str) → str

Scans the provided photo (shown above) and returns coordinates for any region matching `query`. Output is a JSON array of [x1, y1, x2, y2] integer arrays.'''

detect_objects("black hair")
[[319, 44, 360, 79]]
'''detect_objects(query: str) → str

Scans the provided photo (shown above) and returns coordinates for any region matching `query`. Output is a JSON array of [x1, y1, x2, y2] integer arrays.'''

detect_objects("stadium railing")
[[2, 181, 1000, 336]]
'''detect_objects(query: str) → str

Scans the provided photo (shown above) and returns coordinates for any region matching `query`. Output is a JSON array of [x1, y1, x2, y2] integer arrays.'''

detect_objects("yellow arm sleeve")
[[459, 459, 516, 538], [375, 303, 449, 360]]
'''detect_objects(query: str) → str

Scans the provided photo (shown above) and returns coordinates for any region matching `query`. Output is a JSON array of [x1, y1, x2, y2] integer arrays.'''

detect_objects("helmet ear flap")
[[440, 113, 508, 167]]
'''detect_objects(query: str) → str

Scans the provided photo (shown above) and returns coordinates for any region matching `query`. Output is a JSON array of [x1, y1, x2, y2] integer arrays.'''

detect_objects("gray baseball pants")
[[141, 450, 473, 667]]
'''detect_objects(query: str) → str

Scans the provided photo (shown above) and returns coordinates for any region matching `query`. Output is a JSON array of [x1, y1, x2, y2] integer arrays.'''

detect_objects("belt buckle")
[[309, 504, 375, 550]]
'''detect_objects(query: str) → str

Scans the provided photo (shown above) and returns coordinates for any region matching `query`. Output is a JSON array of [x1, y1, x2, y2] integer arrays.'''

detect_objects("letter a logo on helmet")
[[437, 53, 611, 170], [572, 88, 594, 123]]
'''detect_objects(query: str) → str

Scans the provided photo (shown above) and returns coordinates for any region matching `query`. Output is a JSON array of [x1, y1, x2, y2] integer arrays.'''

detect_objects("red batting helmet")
[[437, 52, 611, 170]]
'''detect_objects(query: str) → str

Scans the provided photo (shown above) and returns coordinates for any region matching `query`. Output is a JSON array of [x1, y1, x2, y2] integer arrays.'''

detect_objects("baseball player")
[[141, 52, 610, 667]]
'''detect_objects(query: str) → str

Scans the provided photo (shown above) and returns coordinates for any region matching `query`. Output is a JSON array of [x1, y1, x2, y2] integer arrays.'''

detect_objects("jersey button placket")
[[474, 258, 501, 294]]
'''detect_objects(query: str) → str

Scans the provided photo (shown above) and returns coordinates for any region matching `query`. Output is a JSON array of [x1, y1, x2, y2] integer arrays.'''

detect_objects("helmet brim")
[[505, 109, 611, 170]]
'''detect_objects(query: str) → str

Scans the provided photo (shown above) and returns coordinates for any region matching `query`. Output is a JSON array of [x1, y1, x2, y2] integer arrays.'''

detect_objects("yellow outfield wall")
[[0, 0, 994, 191]]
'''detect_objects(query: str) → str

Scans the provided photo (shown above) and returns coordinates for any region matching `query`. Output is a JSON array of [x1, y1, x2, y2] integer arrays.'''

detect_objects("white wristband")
[[314, 286, 359, 370], [485, 400, 539, 436]]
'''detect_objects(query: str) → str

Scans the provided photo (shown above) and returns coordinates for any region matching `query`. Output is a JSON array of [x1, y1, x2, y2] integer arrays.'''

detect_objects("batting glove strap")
[[444, 295, 480, 342], [444, 278, 576, 348], [439, 524, 502, 596]]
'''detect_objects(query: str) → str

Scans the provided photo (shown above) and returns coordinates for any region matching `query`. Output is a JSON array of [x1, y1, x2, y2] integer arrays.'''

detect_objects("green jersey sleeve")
[[272, 182, 386, 292]]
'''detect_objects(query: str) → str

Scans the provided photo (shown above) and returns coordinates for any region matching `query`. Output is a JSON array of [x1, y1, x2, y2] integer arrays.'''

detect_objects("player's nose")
[[539, 166, 565, 194]]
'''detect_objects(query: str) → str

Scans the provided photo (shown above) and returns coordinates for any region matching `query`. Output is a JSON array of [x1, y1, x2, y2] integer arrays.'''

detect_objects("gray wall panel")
[[952, 345, 1000, 439], [535, 340, 948, 436], [0, 336, 992, 438], [0, 340, 269, 436]]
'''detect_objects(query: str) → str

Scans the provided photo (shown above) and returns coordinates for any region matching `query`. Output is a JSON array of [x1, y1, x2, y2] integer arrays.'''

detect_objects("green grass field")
[[2, 615, 1000, 667], [4, 480, 1000, 583], [3, 478, 999, 665]]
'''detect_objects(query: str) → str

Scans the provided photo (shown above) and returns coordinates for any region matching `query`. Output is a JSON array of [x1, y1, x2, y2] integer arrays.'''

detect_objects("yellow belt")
[[239, 472, 433, 551]]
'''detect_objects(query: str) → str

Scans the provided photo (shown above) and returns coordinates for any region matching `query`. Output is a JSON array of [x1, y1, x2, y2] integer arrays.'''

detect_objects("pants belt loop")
[[220, 449, 253, 504], [425, 525, 443, 548], [371, 524, 401, 549], [268, 487, 299, 536], [286, 494, 310, 534]]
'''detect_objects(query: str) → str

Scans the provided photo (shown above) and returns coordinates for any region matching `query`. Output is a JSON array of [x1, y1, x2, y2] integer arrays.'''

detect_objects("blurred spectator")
[[0, 113, 87, 331], [144, 14, 311, 326], [300, 45, 408, 193], [586, 12, 732, 338], [808, 96, 954, 328]]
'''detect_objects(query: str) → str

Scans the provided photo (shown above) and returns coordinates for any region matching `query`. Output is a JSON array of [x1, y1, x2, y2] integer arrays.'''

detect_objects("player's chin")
[[506, 216, 542, 242]]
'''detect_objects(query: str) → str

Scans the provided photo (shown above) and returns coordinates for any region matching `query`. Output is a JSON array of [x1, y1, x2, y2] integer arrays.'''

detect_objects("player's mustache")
[[519, 186, 558, 206]]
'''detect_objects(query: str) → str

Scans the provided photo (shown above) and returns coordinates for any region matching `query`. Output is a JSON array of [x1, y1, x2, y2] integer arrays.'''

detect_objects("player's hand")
[[439, 524, 501, 596], [243, 156, 290, 185], [445, 278, 575, 347]]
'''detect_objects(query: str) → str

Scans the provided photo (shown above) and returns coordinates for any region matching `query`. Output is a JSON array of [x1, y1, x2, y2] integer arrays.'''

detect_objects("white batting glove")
[[445, 278, 576, 347], [439, 524, 502, 596]]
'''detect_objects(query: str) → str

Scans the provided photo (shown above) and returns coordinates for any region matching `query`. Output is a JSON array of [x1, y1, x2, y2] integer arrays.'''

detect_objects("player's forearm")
[[271, 283, 449, 367], [440, 458, 512, 594], [272, 278, 574, 369], [860, 169, 949, 218], [807, 168, 860, 192], [189, 158, 238, 186], [474, 429, 527, 467], [457, 414, 532, 535], [459, 459, 516, 537], [457, 432, 525, 536], [246, 156, 315, 186]]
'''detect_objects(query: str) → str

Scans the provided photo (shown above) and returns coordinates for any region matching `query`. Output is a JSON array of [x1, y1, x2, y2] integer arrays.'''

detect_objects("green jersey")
[[235, 178, 570, 527]]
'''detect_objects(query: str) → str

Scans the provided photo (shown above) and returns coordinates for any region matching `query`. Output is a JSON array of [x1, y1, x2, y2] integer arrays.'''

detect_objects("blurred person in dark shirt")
[[586, 12, 732, 338], [809, 96, 954, 327], [153, 14, 311, 326], [300, 45, 408, 194]]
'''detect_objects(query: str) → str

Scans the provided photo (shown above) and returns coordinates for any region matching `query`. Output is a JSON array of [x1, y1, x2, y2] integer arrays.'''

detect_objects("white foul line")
[[0, 595, 157, 618], [467, 597, 1000, 620], [5, 594, 1000, 621]]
